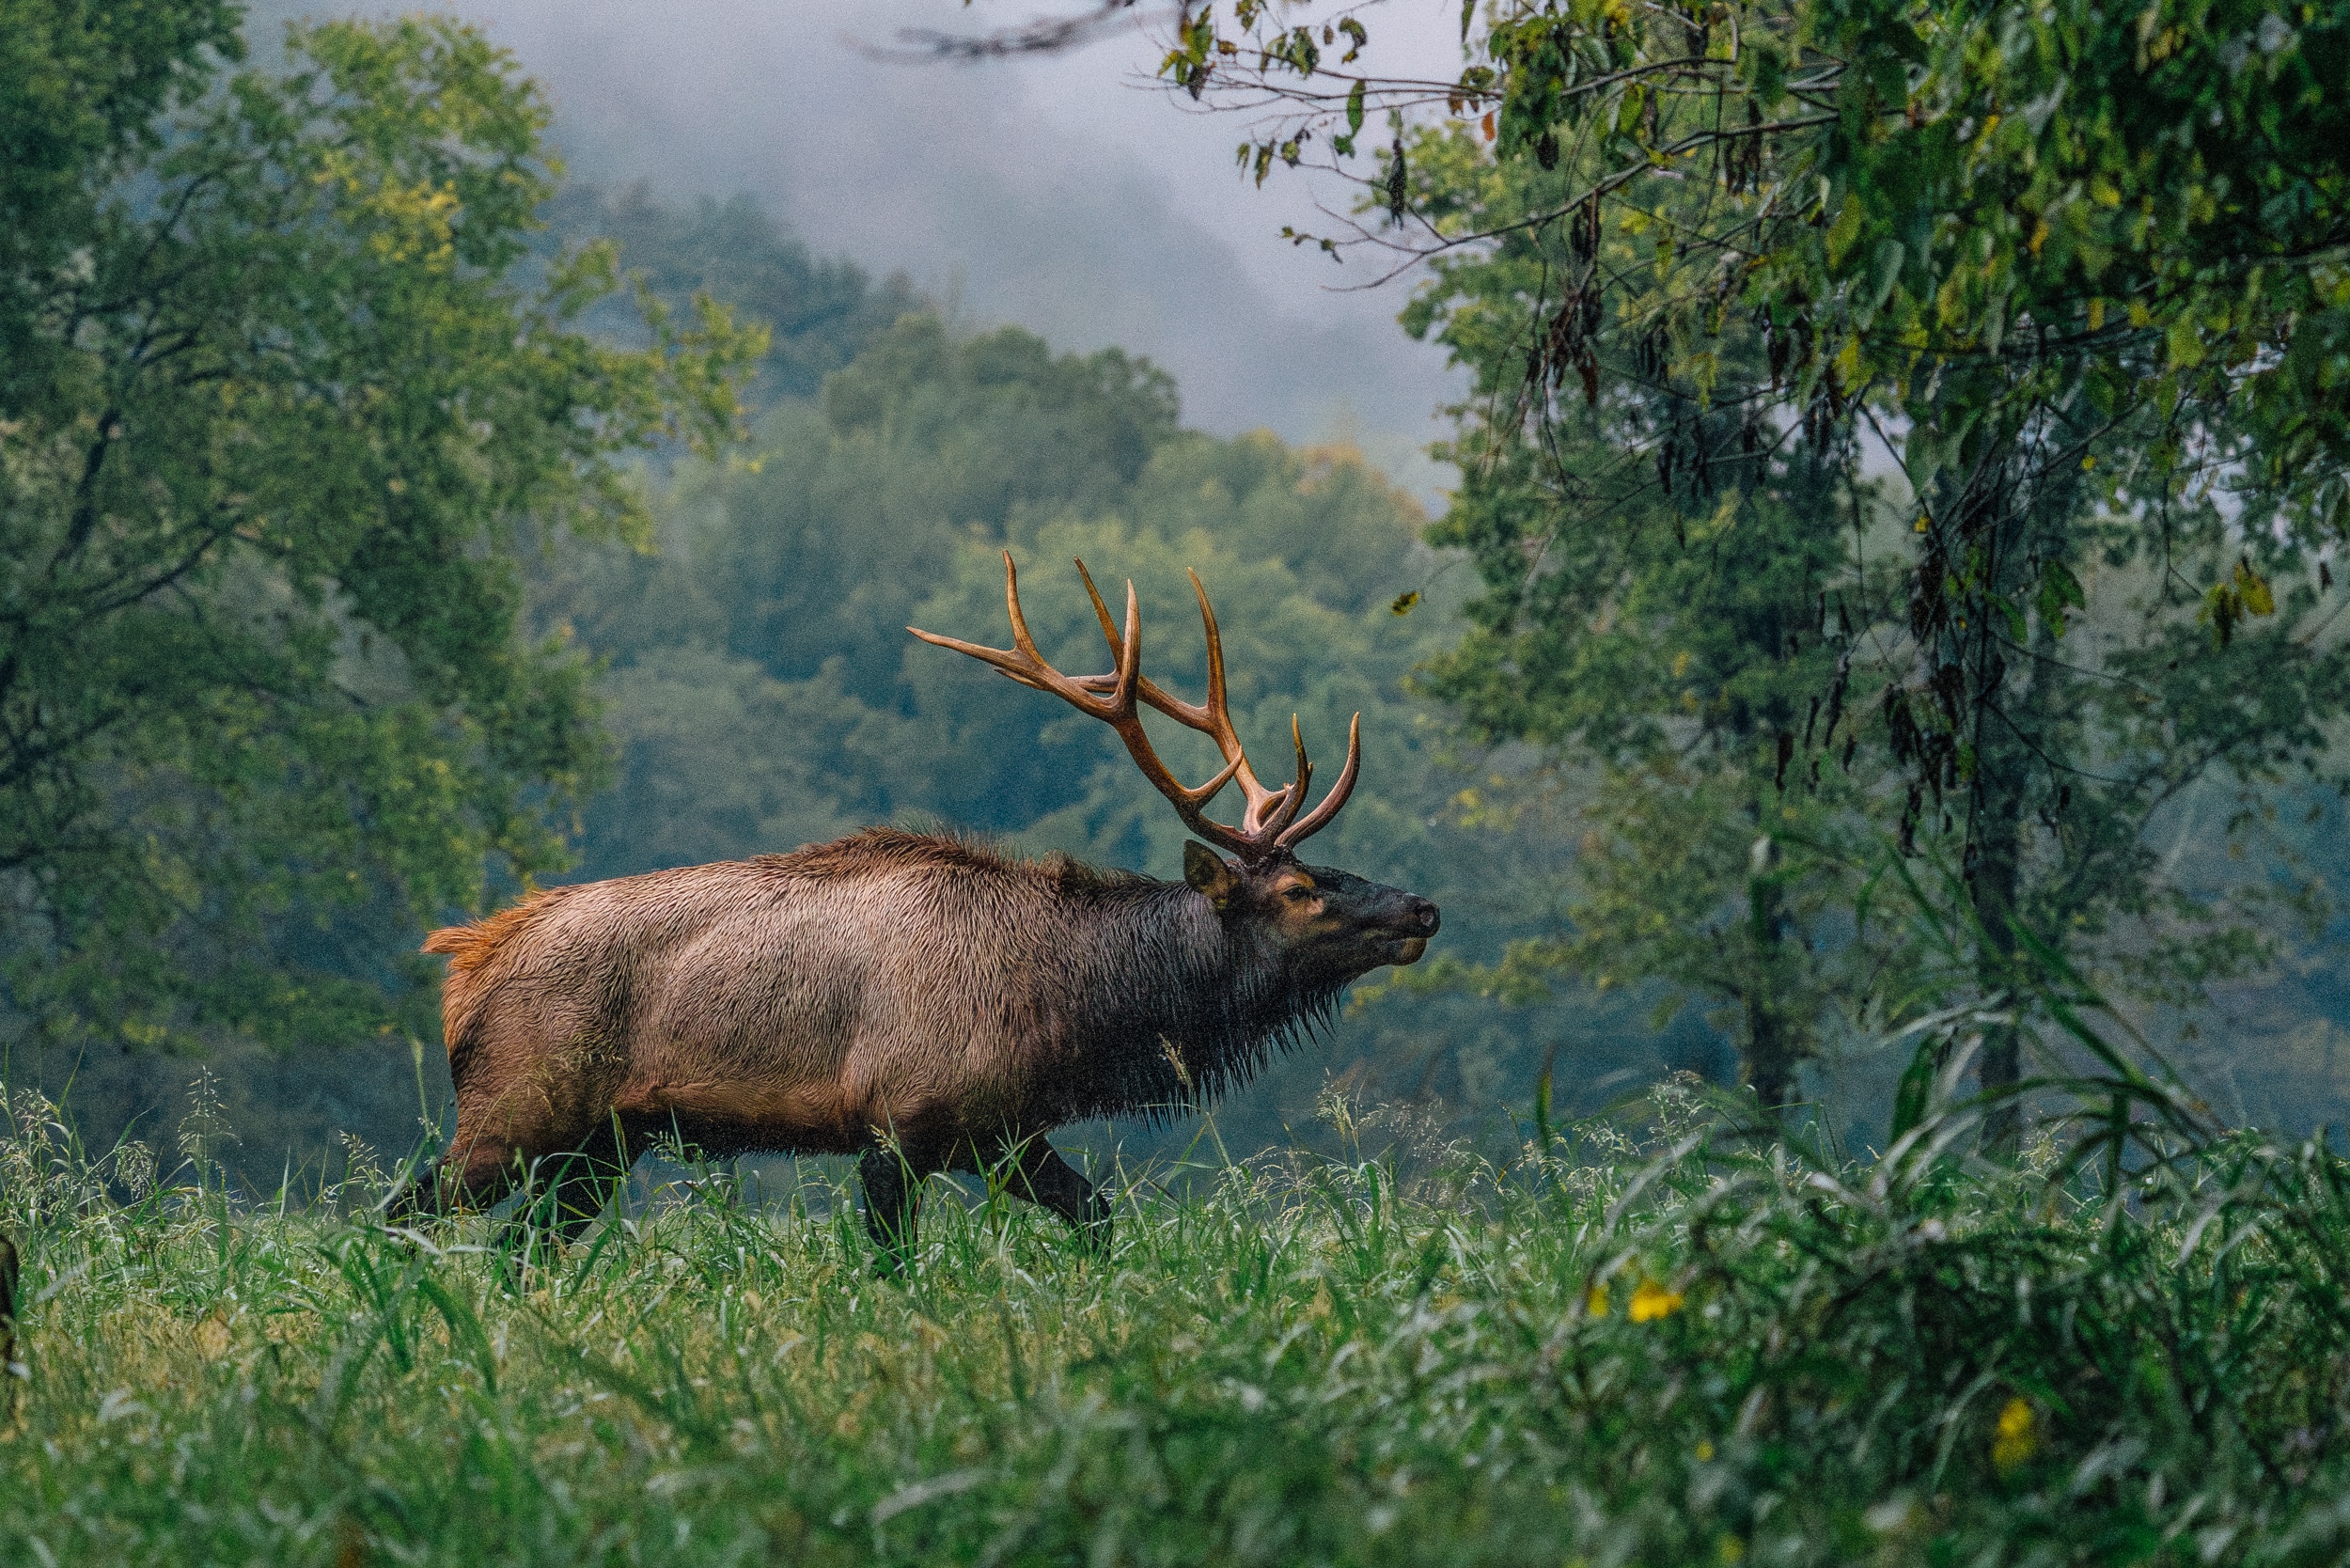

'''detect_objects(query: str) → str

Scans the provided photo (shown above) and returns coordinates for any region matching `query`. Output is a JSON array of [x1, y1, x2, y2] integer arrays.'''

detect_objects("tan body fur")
[[407, 827, 1434, 1264], [424, 834, 1175, 1188]]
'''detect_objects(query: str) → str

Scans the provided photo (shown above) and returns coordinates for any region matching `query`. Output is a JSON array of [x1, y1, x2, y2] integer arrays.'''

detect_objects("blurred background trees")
[[0, 11, 752, 1058], [6, 0, 2346, 1184]]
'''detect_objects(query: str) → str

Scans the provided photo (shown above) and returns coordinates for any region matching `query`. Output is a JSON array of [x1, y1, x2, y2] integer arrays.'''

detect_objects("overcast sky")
[[255, 0, 1469, 498]]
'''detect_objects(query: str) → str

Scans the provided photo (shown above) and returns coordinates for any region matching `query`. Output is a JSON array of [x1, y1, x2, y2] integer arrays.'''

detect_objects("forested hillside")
[[8, 175, 1677, 1176]]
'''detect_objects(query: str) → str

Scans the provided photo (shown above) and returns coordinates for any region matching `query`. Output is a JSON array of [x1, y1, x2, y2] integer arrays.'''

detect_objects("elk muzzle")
[[1382, 894, 1440, 966]]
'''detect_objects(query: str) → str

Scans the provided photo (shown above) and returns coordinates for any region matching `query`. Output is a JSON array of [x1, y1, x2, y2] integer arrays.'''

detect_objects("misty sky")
[[255, 0, 1469, 497]]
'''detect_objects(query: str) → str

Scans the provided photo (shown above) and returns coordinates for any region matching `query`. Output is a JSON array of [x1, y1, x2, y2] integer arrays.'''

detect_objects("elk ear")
[[1183, 840, 1241, 910]]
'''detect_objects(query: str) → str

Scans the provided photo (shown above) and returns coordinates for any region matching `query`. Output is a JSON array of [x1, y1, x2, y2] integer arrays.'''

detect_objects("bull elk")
[[395, 554, 1438, 1264]]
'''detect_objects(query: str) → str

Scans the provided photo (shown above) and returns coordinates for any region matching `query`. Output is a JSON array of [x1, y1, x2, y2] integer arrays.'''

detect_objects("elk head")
[[911, 554, 1438, 983]]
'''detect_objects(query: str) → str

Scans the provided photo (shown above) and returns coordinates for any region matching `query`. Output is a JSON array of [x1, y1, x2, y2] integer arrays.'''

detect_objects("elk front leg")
[[988, 1136, 1111, 1253]]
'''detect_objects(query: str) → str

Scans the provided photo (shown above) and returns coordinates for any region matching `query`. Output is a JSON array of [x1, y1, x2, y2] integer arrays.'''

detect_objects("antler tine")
[[1276, 712, 1361, 850], [1190, 570, 1227, 728], [1001, 555, 1067, 691], [912, 554, 1365, 864], [1268, 714, 1311, 837], [1111, 574, 1141, 713], [1179, 568, 1297, 833], [1075, 559, 1122, 660], [903, 623, 1050, 695]]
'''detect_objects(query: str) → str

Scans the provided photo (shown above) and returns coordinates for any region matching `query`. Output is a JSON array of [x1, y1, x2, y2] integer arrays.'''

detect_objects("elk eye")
[[1283, 886, 1315, 902]]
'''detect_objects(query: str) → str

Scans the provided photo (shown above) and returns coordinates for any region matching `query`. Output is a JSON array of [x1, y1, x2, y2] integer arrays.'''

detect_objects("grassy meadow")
[[7, 1075, 2350, 1568]]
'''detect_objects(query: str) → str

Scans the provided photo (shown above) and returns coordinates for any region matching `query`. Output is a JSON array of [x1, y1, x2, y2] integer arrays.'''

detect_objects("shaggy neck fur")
[[1039, 876, 1348, 1126]]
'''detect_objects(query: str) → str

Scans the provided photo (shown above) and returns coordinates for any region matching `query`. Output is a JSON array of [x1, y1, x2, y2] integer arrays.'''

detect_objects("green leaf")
[[1825, 196, 1865, 265], [2234, 558, 2275, 618], [1616, 84, 1645, 140], [2165, 314, 2204, 368], [2200, 583, 2241, 650], [1994, 591, 2029, 646], [1888, 1036, 1936, 1143], [1346, 77, 1366, 135], [2036, 559, 2085, 635]]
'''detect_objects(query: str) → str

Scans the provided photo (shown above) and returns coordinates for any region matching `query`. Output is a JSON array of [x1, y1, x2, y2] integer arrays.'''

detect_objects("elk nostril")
[[1410, 899, 1440, 934]]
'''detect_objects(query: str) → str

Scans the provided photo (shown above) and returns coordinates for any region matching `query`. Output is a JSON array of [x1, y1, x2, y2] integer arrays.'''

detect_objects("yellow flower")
[[1695, 1439, 1716, 1462], [1628, 1278, 1684, 1322], [1992, 1397, 2038, 1471], [1586, 1284, 1610, 1317]]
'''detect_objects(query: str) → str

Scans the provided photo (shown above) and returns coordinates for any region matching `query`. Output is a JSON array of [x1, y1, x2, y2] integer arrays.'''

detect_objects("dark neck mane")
[[1042, 878, 1344, 1126]]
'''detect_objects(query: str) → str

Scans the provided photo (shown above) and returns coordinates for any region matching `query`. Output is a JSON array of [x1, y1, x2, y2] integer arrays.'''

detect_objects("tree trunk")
[[1968, 603, 2058, 1155], [1970, 771, 2026, 1152], [1745, 836, 1800, 1116]]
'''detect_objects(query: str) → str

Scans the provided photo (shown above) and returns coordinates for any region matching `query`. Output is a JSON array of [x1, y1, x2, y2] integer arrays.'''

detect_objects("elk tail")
[[422, 894, 556, 976]]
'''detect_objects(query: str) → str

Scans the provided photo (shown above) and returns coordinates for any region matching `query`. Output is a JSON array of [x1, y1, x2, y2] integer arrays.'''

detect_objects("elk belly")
[[611, 1074, 872, 1156]]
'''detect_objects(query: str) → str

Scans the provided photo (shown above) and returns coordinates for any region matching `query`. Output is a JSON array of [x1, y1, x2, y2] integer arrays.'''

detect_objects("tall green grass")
[[5, 1058, 2350, 1568]]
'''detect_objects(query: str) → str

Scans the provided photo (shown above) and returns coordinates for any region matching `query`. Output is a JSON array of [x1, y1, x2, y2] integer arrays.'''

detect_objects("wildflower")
[[1628, 1278, 1684, 1322], [1992, 1396, 2037, 1471], [1587, 1283, 1610, 1317]]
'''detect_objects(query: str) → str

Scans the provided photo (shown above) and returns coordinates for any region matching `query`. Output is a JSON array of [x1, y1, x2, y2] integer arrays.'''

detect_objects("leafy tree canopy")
[[0, 8, 757, 1051], [0, 0, 243, 400]]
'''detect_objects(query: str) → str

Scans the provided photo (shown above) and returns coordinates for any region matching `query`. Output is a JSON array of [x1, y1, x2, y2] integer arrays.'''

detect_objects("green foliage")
[[9, 1071, 2350, 1563], [0, 0, 243, 402], [1174, 0, 2350, 536], [1154, 0, 2350, 1120], [0, 13, 758, 1052], [1373, 126, 1926, 1105]]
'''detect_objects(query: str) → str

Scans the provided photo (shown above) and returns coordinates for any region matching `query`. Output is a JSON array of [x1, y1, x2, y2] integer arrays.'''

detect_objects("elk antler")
[[909, 553, 1361, 864]]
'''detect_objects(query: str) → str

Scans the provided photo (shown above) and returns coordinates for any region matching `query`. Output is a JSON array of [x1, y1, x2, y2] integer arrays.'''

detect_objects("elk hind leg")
[[514, 1116, 636, 1247], [393, 1037, 621, 1230], [389, 1125, 525, 1226]]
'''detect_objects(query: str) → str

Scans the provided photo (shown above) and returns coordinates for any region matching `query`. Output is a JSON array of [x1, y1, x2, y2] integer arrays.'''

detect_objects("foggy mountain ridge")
[[242, 0, 1468, 504]]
